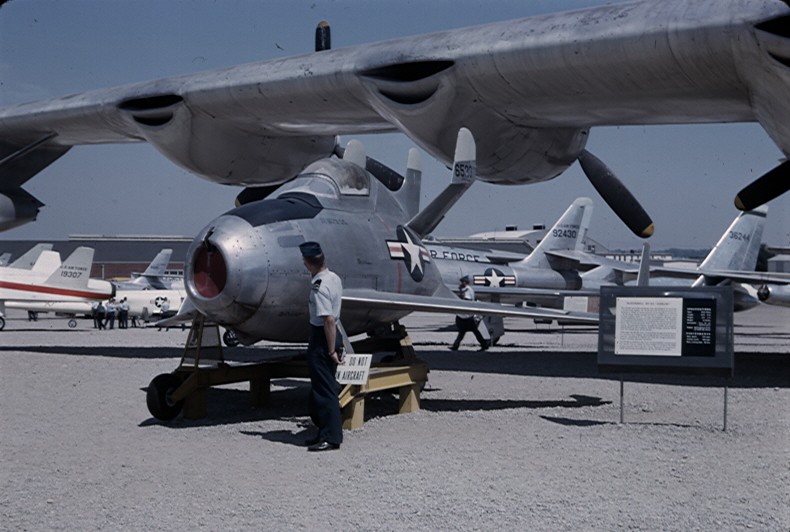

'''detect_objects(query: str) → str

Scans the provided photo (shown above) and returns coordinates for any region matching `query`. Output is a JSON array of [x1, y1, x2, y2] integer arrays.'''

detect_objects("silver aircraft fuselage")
[[184, 158, 442, 344]]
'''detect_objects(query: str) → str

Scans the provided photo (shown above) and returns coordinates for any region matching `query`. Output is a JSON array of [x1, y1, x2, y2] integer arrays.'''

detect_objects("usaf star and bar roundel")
[[386, 226, 431, 282], [473, 268, 516, 287]]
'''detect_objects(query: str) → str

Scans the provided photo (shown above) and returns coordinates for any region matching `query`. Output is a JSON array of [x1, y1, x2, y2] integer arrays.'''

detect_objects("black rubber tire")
[[0, 316, 5, 331], [223, 329, 240, 347], [146, 373, 184, 420]]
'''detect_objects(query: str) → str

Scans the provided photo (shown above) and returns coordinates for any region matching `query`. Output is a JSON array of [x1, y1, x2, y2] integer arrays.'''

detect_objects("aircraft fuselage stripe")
[[0, 280, 109, 300]]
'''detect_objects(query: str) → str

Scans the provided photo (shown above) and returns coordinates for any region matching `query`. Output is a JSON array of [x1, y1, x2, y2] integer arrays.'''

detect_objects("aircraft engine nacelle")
[[0, 188, 43, 231], [117, 94, 337, 186], [184, 214, 270, 328]]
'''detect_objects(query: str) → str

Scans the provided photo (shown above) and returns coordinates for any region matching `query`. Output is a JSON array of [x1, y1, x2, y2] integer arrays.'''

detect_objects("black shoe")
[[308, 441, 340, 452], [478, 343, 489, 351], [448, 345, 458, 351], [303, 436, 320, 447]]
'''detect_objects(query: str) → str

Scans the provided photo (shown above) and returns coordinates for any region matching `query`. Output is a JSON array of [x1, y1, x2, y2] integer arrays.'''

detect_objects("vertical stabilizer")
[[9, 243, 53, 269], [698, 207, 767, 273], [142, 248, 173, 277], [520, 197, 593, 269], [395, 148, 422, 218], [45, 246, 94, 288]]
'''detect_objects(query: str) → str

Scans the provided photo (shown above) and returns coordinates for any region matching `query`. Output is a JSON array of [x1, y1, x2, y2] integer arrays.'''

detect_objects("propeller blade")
[[333, 144, 404, 190], [578, 150, 654, 238], [734, 160, 790, 211]]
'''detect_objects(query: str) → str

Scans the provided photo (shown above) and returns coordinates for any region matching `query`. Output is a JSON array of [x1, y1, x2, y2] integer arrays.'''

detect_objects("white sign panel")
[[614, 297, 683, 356], [336, 354, 373, 385]]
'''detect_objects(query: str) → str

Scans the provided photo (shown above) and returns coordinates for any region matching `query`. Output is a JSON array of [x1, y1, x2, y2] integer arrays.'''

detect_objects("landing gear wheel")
[[146, 373, 184, 420], [0, 316, 5, 330], [68, 319, 77, 329], [223, 329, 239, 347]]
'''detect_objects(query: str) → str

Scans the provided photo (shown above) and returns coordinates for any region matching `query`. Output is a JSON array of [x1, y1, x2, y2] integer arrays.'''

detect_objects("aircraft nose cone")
[[185, 215, 269, 325]]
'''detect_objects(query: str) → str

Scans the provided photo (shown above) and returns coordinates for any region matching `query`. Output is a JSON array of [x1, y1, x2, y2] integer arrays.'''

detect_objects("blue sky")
[[1, 0, 788, 251]]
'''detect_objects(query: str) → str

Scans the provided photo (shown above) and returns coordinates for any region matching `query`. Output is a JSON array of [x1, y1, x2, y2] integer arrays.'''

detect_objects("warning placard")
[[336, 354, 372, 385]]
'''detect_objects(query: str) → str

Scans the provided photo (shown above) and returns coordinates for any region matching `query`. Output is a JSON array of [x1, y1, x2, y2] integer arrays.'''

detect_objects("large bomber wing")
[[2, 1, 789, 198]]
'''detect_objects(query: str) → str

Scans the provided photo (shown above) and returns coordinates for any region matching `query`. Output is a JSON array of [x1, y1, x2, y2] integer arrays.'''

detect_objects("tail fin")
[[394, 149, 422, 219], [0, 252, 10, 266], [9, 243, 54, 269], [142, 248, 172, 277], [407, 128, 476, 238], [45, 246, 94, 288], [698, 206, 767, 272], [520, 197, 593, 268]]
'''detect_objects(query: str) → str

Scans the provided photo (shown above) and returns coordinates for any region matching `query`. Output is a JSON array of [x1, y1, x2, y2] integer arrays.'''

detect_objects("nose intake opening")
[[193, 244, 227, 298]]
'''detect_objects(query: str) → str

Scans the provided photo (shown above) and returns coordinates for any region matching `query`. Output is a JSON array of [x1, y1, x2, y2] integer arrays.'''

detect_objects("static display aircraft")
[[429, 197, 592, 294], [113, 248, 182, 291], [3, 1, 790, 237], [555, 206, 784, 312], [175, 129, 596, 345], [0, 246, 114, 330]]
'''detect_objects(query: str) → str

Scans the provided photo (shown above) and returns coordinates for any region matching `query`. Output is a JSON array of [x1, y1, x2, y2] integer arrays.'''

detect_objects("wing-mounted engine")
[[117, 94, 337, 186], [0, 133, 67, 230], [359, 60, 589, 184]]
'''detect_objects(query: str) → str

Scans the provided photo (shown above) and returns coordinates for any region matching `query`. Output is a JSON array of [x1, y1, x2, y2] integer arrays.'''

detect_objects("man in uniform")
[[300, 241, 344, 452], [449, 276, 489, 351]]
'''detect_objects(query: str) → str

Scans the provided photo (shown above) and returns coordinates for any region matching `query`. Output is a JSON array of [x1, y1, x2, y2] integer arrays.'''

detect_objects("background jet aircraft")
[[0, 246, 114, 330], [429, 198, 593, 295], [4, 1, 790, 238], [177, 129, 596, 345], [113, 248, 182, 291]]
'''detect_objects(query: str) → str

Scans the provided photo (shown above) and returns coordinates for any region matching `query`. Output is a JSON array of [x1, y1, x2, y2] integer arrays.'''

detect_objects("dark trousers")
[[452, 316, 488, 349], [307, 325, 343, 445]]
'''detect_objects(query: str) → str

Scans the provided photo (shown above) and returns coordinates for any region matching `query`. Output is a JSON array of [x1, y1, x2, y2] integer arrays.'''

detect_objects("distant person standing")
[[300, 241, 344, 452], [449, 276, 489, 351], [96, 301, 107, 330], [118, 298, 129, 329], [106, 299, 117, 329], [91, 301, 100, 329]]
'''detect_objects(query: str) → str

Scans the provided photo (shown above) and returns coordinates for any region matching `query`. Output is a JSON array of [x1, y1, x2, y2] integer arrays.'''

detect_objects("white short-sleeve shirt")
[[308, 269, 343, 326]]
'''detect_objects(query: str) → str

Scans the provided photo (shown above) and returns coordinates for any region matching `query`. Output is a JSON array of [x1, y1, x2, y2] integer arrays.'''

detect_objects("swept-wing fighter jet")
[[4, 1, 790, 236], [0, 246, 114, 330], [177, 129, 596, 345], [428, 197, 593, 294], [113, 248, 181, 291]]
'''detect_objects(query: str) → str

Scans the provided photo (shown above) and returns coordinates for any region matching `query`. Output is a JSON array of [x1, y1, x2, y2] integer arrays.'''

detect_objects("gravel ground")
[[1, 305, 788, 531]]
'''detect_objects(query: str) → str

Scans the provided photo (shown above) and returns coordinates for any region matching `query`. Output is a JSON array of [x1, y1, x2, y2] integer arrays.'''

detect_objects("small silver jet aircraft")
[[3, 1, 790, 235], [113, 248, 182, 291], [428, 197, 593, 293], [175, 129, 596, 345], [0, 246, 114, 330]]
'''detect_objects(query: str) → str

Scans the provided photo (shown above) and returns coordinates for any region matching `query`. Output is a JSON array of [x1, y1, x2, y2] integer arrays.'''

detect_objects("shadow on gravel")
[[419, 349, 790, 389], [421, 393, 611, 413], [0, 345, 294, 361]]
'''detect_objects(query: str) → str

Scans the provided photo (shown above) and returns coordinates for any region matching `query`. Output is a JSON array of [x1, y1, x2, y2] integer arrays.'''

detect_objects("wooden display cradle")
[[145, 315, 428, 429]]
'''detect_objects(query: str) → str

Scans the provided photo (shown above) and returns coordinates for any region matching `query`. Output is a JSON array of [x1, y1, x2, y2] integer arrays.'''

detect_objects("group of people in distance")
[[92, 298, 134, 329]]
